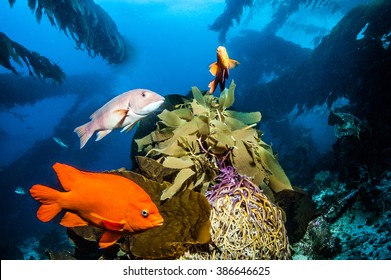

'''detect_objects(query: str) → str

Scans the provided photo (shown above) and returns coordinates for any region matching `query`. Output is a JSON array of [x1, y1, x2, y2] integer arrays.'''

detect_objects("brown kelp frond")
[[9, 0, 126, 64], [0, 32, 66, 84], [136, 81, 292, 200], [209, 0, 254, 43]]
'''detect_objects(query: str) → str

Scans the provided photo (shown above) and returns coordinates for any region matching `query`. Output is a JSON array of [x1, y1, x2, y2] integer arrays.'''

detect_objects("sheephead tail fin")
[[74, 123, 93, 149]]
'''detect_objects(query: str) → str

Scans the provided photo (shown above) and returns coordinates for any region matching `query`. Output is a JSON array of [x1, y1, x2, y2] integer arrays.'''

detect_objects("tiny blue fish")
[[53, 137, 69, 148], [15, 187, 26, 195]]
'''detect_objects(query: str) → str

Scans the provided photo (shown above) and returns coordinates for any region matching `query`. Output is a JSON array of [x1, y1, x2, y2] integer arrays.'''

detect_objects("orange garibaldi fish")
[[30, 163, 164, 248], [208, 46, 239, 94]]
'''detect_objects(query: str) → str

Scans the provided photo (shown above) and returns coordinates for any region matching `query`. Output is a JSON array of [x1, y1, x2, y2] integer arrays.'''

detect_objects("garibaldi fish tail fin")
[[30, 184, 63, 222]]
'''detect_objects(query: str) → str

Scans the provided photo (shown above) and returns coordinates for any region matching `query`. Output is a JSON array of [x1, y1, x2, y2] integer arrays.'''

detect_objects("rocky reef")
[[293, 170, 391, 259]]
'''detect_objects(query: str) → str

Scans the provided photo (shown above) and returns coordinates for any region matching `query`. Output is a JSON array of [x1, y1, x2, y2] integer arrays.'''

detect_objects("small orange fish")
[[30, 163, 163, 248], [208, 46, 240, 94]]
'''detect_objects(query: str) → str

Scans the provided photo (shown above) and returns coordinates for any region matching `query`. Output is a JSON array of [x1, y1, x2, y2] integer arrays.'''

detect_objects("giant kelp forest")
[[209, 0, 341, 43], [1, 0, 126, 86], [234, 0, 391, 184], [1, 0, 391, 260]]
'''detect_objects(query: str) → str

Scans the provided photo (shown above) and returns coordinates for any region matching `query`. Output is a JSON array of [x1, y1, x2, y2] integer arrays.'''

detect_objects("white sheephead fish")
[[74, 89, 165, 149], [15, 187, 26, 195]]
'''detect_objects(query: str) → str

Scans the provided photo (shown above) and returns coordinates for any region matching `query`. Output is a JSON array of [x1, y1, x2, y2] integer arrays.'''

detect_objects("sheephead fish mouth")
[[136, 99, 165, 116]]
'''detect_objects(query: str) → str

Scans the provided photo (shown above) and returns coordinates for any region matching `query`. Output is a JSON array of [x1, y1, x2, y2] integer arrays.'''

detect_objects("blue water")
[[0, 0, 373, 259]]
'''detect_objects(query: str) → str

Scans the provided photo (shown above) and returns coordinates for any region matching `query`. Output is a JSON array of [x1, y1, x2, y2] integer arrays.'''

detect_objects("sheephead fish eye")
[[141, 210, 149, 217], [141, 92, 146, 97]]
